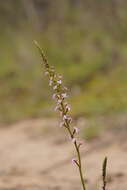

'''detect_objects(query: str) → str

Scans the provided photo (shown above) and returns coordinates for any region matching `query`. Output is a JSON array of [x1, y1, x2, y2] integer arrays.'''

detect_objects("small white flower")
[[57, 99, 62, 104], [78, 140, 84, 147], [57, 80, 62, 84], [71, 158, 77, 165], [63, 115, 72, 123], [63, 115, 67, 120], [74, 127, 79, 134], [65, 104, 71, 111], [61, 93, 68, 98], [53, 85, 57, 90]]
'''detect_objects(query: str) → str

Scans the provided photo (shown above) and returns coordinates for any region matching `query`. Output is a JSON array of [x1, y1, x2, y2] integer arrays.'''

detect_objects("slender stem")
[[67, 125, 86, 190], [35, 41, 86, 190], [61, 101, 86, 190], [75, 141, 86, 190]]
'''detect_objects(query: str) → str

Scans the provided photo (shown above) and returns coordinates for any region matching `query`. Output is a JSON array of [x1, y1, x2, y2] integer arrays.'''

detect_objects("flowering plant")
[[34, 41, 107, 190]]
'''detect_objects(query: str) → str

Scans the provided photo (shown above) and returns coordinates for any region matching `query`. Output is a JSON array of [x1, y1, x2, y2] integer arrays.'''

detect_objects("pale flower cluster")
[[44, 63, 84, 165], [34, 41, 86, 190]]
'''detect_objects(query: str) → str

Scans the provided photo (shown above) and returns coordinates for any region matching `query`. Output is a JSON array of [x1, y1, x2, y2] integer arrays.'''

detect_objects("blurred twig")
[[102, 157, 107, 190]]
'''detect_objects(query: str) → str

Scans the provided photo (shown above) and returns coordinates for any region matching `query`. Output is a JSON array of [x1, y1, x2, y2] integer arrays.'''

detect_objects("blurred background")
[[0, 1, 127, 190], [1, 0, 127, 125]]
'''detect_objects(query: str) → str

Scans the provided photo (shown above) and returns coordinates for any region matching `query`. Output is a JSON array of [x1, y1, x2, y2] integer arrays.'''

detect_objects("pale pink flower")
[[61, 93, 68, 98], [57, 99, 62, 104], [74, 127, 80, 134], [78, 140, 84, 147], [57, 80, 62, 84], [71, 158, 77, 165], [65, 104, 71, 111], [62, 115, 72, 123], [53, 85, 57, 90], [63, 115, 67, 120]]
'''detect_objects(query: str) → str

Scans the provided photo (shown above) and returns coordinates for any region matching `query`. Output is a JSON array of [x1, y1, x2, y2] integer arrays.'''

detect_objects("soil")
[[0, 118, 126, 190]]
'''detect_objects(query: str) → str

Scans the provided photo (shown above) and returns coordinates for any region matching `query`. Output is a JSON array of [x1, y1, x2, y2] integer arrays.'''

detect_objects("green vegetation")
[[1, 1, 127, 123]]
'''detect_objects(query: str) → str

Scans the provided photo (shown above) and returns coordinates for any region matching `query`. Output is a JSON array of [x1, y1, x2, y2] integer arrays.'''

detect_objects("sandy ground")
[[0, 118, 126, 190]]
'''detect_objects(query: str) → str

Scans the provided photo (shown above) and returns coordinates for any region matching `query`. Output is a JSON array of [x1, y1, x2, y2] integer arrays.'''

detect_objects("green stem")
[[75, 141, 86, 190], [61, 101, 86, 190], [67, 126, 86, 190], [35, 42, 86, 190]]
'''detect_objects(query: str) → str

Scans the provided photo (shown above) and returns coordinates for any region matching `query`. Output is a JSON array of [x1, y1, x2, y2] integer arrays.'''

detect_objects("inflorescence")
[[34, 40, 86, 190]]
